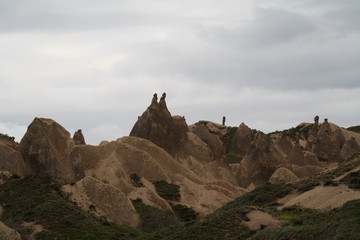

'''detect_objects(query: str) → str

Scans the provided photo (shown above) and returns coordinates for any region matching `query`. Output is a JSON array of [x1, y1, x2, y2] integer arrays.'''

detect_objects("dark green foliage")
[[171, 204, 197, 222], [141, 183, 293, 240], [346, 125, 360, 133], [153, 180, 180, 201], [220, 127, 238, 153], [295, 178, 321, 192], [340, 170, 360, 189], [251, 200, 360, 240], [131, 199, 178, 232], [226, 154, 242, 164], [222, 183, 294, 210], [0, 175, 141, 240], [130, 173, 144, 187], [0, 133, 15, 141], [318, 156, 329, 162]]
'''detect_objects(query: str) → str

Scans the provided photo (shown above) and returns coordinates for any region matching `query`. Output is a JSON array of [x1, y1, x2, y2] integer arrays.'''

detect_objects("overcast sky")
[[1, 0, 359, 144]]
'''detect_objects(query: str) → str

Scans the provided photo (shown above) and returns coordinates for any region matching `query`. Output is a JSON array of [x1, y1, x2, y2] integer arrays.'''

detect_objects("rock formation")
[[73, 129, 86, 145], [0, 137, 29, 178], [269, 167, 299, 184], [308, 120, 344, 162], [236, 132, 289, 188], [229, 122, 252, 158], [192, 123, 225, 159], [130, 93, 189, 157], [19, 117, 83, 184], [15, 114, 246, 226], [340, 137, 360, 161]]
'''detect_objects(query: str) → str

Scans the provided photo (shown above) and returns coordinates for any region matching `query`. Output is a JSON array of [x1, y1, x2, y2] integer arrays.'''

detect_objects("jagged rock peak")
[[130, 93, 189, 156], [73, 129, 86, 145]]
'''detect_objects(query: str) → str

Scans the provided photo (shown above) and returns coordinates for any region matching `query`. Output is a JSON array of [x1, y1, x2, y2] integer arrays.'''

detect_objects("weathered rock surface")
[[19, 118, 81, 184], [0, 138, 29, 178], [73, 129, 86, 145], [130, 93, 189, 157], [63, 176, 140, 227], [236, 132, 289, 187], [192, 124, 225, 159], [269, 167, 299, 184], [230, 122, 252, 158], [340, 137, 360, 162], [0, 221, 21, 240]]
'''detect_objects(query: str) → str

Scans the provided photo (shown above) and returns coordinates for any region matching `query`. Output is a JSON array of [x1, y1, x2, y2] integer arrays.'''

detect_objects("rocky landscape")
[[1, 93, 360, 239]]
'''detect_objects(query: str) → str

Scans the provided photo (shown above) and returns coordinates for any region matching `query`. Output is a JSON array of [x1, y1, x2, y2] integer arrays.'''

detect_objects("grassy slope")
[[0, 175, 142, 240]]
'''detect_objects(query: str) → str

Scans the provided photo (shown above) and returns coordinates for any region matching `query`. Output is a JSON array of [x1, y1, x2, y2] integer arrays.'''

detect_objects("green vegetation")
[[226, 154, 242, 164], [153, 180, 180, 201], [131, 199, 179, 233], [171, 204, 197, 222], [272, 124, 313, 141], [220, 127, 238, 153], [340, 170, 360, 189], [0, 133, 15, 142], [347, 125, 360, 133], [251, 200, 360, 240], [0, 175, 141, 240], [295, 177, 321, 192]]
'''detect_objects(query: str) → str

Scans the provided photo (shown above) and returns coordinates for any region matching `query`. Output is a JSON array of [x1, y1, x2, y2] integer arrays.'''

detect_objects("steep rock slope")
[[0, 136, 29, 179]]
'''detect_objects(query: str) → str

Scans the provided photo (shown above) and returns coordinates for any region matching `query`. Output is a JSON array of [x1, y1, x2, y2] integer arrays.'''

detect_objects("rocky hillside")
[[1, 93, 360, 239]]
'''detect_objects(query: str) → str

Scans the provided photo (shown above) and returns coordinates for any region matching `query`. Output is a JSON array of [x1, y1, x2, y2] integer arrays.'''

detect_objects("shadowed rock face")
[[230, 122, 252, 158], [236, 132, 289, 188], [19, 117, 83, 184], [130, 93, 189, 157], [0, 137, 29, 178], [73, 129, 86, 145], [307, 121, 346, 162], [192, 124, 224, 159]]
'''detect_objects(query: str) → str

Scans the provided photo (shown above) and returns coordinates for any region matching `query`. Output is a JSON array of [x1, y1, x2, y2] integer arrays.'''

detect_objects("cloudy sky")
[[1, 0, 359, 144]]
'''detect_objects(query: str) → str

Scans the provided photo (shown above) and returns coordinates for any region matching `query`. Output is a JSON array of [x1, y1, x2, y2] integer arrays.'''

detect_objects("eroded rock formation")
[[73, 129, 86, 145], [230, 122, 252, 158], [130, 93, 189, 157]]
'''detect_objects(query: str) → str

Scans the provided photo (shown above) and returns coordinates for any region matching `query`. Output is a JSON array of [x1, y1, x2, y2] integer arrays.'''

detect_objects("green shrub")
[[132, 199, 178, 232], [153, 180, 180, 201], [346, 125, 360, 133], [226, 154, 242, 164], [296, 178, 321, 193], [171, 204, 197, 222], [0, 133, 15, 142], [340, 170, 360, 189], [0, 175, 141, 240], [220, 127, 238, 153]]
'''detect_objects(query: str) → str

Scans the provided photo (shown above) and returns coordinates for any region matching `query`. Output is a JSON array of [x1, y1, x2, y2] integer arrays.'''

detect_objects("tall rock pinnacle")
[[130, 93, 189, 156]]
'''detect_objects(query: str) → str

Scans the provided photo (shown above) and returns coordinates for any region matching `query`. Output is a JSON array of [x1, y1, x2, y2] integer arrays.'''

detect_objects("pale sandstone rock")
[[63, 176, 140, 227], [0, 221, 21, 240], [269, 167, 299, 184]]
